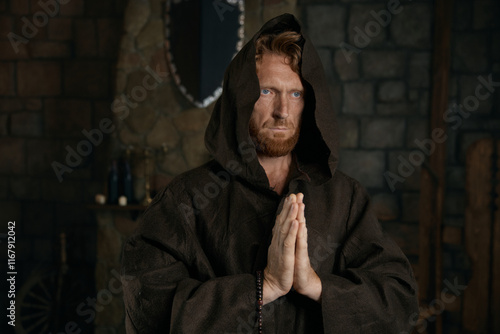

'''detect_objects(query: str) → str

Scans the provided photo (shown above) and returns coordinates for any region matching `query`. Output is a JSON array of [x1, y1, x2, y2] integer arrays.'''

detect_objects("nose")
[[273, 94, 289, 119]]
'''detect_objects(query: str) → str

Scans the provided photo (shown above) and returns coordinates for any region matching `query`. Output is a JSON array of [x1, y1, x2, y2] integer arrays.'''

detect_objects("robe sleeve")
[[318, 182, 419, 334], [121, 187, 256, 334]]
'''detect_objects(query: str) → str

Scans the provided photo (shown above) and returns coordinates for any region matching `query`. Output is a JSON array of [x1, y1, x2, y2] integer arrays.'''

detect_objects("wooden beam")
[[417, 1, 454, 333]]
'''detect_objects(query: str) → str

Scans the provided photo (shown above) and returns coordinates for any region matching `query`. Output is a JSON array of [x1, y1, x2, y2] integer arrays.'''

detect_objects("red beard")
[[249, 118, 301, 157]]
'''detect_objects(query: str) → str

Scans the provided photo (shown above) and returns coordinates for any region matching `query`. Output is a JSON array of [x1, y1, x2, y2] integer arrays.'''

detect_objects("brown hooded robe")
[[122, 13, 419, 334]]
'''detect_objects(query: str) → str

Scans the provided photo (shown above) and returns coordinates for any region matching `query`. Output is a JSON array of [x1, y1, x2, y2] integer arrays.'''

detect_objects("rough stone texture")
[[124, 104, 157, 134], [343, 82, 374, 115], [0, 62, 15, 96], [409, 53, 431, 88], [173, 108, 211, 133], [159, 149, 189, 176], [0, 138, 25, 174], [17, 61, 61, 96], [338, 150, 385, 188], [391, 3, 432, 49], [337, 117, 358, 148], [119, 126, 144, 146], [376, 102, 418, 116], [44, 99, 92, 137], [307, 5, 346, 47], [136, 19, 164, 49], [146, 115, 180, 148], [377, 81, 405, 102], [334, 49, 359, 81], [361, 51, 405, 78], [75, 19, 98, 57], [361, 118, 405, 149], [387, 150, 422, 191], [10, 111, 43, 136], [124, 0, 151, 36], [64, 61, 110, 98], [406, 119, 428, 149], [458, 75, 494, 114], [372, 192, 399, 221], [452, 33, 489, 72], [347, 4, 387, 48]]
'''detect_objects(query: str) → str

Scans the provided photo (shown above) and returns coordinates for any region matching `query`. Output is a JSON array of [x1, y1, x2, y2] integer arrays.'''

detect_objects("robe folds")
[[121, 13, 419, 334]]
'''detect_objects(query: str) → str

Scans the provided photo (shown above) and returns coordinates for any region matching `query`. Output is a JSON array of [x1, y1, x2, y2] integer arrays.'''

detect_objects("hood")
[[204, 13, 338, 189]]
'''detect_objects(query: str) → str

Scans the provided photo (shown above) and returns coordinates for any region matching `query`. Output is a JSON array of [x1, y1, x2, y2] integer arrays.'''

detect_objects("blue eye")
[[261, 89, 270, 95], [292, 92, 302, 98]]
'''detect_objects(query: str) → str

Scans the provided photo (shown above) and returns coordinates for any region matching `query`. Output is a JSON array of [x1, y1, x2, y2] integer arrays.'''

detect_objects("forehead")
[[256, 53, 303, 86]]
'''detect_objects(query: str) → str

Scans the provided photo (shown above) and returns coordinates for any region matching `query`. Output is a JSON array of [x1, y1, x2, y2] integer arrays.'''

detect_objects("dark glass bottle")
[[107, 160, 119, 204]]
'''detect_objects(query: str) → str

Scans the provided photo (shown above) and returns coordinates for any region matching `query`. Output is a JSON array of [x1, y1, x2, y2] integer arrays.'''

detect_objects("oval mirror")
[[165, 0, 245, 108]]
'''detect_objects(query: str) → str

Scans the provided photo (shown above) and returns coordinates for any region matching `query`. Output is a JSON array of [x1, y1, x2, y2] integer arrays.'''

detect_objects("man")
[[122, 13, 418, 333]]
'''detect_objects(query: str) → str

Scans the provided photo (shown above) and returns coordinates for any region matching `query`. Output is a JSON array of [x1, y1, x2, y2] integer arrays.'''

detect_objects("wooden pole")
[[417, 1, 454, 333]]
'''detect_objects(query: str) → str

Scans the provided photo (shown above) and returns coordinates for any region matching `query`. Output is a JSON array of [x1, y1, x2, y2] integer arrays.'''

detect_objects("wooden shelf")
[[87, 204, 148, 211]]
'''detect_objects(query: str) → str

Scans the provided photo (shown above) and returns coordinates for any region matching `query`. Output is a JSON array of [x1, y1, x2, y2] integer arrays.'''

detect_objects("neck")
[[257, 153, 293, 195]]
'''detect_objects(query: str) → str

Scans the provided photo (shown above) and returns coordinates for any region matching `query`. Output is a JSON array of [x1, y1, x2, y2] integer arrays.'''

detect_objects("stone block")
[[401, 192, 419, 222], [458, 75, 494, 114], [361, 118, 405, 149], [117, 52, 142, 71], [137, 19, 164, 50], [376, 102, 418, 116], [11, 111, 43, 136], [0, 201, 21, 228], [159, 148, 189, 176], [98, 19, 122, 58], [0, 62, 15, 96], [149, 47, 169, 80], [26, 138, 62, 175], [337, 116, 358, 148], [338, 150, 385, 188], [446, 166, 465, 190], [391, 3, 432, 49], [118, 126, 144, 146], [182, 131, 211, 169], [59, 0, 84, 16], [387, 150, 421, 191], [473, 0, 497, 30], [316, 48, 333, 83], [17, 61, 61, 96], [361, 51, 405, 78], [149, 84, 182, 117], [173, 108, 210, 133], [44, 99, 92, 137], [25, 98, 42, 111], [0, 40, 29, 60], [11, 0, 30, 14], [0, 15, 13, 36], [334, 49, 359, 81], [29, 41, 71, 58], [381, 221, 419, 256], [307, 5, 346, 47], [406, 119, 428, 148], [377, 80, 405, 102], [343, 82, 374, 115], [64, 61, 110, 98], [409, 52, 431, 88], [452, 33, 488, 73], [444, 191, 465, 216], [347, 4, 387, 48], [124, 0, 151, 36], [0, 114, 7, 136], [371, 192, 399, 221], [329, 84, 342, 117], [146, 115, 180, 148], [75, 19, 98, 57], [0, 98, 23, 111], [47, 18, 72, 40], [453, 0, 472, 31], [124, 104, 157, 133], [0, 138, 25, 174]]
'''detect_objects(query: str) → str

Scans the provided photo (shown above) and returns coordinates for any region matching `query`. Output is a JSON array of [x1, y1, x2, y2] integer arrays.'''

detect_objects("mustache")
[[263, 119, 292, 128]]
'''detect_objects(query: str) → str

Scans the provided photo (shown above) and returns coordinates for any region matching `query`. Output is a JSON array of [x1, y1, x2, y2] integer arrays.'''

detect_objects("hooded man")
[[122, 13, 418, 334]]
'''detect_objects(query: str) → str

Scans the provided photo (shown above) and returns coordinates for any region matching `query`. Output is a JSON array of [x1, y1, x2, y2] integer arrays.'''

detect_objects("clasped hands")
[[263, 193, 322, 304]]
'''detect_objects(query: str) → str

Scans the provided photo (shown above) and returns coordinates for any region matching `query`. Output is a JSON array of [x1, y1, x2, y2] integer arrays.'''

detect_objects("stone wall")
[[0, 1, 126, 333]]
